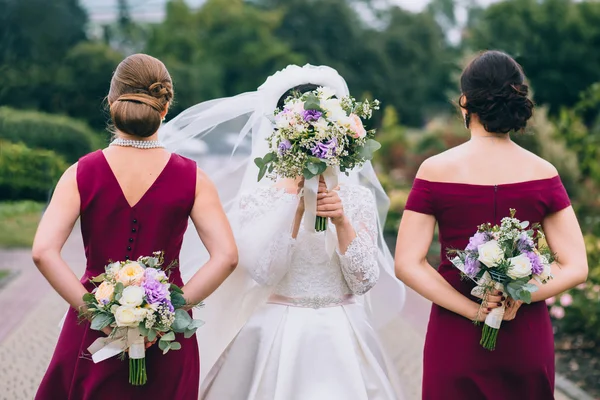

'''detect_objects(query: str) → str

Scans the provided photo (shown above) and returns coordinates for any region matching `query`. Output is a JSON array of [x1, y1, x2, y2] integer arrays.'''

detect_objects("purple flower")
[[517, 232, 535, 252], [278, 139, 292, 155], [464, 255, 481, 276], [302, 109, 322, 122], [311, 137, 337, 159], [466, 232, 489, 252], [526, 251, 544, 275], [162, 299, 175, 313], [143, 277, 169, 304]]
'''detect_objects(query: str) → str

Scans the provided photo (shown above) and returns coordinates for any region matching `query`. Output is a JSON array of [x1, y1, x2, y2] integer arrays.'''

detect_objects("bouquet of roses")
[[254, 86, 380, 231], [80, 251, 204, 386], [448, 209, 555, 350]]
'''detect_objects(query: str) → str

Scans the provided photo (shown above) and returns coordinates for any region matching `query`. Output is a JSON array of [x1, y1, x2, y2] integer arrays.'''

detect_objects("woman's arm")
[[32, 165, 88, 311], [182, 168, 238, 305], [318, 186, 379, 295], [395, 210, 501, 321], [532, 206, 588, 302]]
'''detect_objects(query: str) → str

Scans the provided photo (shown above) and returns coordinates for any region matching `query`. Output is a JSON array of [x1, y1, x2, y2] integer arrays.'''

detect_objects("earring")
[[464, 113, 471, 129]]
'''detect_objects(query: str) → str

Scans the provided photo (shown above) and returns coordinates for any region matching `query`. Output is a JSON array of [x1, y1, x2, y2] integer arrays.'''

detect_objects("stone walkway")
[[0, 229, 570, 400]]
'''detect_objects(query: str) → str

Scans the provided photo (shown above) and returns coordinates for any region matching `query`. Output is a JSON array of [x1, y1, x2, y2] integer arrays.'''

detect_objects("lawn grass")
[[0, 201, 45, 248]]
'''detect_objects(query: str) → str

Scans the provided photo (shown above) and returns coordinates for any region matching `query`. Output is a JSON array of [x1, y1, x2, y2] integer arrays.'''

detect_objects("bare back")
[[417, 138, 558, 184]]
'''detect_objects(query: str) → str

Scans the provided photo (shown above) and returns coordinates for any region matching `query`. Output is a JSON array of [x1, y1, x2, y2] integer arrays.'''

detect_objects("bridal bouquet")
[[80, 252, 204, 386], [448, 209, 555, 350], [254, 86, 380, 231]]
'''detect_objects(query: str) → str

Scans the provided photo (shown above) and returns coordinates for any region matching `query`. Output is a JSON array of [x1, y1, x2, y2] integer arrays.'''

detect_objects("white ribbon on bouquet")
[[302, 166, 339, 256], [87, 327, 145, 363], [451, 258, 506, 330]]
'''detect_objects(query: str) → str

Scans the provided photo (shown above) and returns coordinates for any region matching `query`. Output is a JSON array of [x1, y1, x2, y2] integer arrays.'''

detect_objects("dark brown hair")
[[460, 50, 534, 134], [107, 54, 174, 138]]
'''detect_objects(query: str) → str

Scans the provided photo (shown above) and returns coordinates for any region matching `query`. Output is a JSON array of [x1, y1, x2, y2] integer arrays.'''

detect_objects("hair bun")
[[116, 93, 165, 113], [460, 50, 534, 134], [148, 82, 172, 102]]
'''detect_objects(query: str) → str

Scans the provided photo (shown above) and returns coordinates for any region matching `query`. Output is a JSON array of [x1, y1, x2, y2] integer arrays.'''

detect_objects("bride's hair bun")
[[107, 54, 174, 138], [460, 51, 534, 134]]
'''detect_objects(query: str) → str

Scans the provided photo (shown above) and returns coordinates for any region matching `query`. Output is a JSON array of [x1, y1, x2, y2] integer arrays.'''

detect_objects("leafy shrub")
[[0, 141, 68, 201], [548, 235, 600, 345], [0, 107, 101, 162]]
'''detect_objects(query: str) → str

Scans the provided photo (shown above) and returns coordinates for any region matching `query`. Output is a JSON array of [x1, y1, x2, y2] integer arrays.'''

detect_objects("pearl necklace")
[[110, 138, 165, 149]]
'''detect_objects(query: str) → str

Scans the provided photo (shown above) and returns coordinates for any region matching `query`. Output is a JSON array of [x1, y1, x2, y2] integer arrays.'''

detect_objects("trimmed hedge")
[[0, 141, 68, 201], [0, 107, 101, 162]]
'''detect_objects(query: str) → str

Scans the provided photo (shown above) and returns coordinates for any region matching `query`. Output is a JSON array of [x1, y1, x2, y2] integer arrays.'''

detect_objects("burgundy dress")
[[36, 150, 200, 400], [405, 176, 570, 400]]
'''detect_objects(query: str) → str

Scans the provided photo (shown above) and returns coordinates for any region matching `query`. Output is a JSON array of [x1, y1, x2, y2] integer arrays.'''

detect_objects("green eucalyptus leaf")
[[169, 284, 184, 294], [169, 342, 182, 351], [90, 274, 106, 283], [171, 292, 187, 310], [147, 329, 157, 342], [184, 328, 196, 339], [172, 309, 193, 332], [90, 313, 112, 331], [160, 331, 176, 342], [83, 293, 96, 303]]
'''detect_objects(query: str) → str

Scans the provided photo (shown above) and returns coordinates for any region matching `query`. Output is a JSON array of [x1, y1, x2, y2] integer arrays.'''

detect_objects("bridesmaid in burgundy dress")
[[395, 51, 588, 399], [32, 54, 238, 399]]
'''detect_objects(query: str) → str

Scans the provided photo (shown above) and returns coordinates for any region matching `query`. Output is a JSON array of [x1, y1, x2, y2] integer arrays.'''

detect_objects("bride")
[[160, 64, 407, 399]]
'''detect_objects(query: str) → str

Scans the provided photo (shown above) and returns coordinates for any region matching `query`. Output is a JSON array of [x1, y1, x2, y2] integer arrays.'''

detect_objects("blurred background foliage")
[[1, 0, 600, 393]]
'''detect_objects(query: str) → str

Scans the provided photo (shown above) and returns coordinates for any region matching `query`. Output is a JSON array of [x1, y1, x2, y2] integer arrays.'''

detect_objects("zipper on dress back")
[[493, 185, 498, 224]]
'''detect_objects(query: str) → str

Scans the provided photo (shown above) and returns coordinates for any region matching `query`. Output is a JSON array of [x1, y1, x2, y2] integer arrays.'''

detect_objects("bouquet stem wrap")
[[472, 272, 506, 351], [303, 167, 338, 234], [88, 327, 147, 385]]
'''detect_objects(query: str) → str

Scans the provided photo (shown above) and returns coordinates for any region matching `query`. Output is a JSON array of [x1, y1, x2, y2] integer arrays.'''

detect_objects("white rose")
[[114, 306, 146, 327], [318, 86, 336, 99], [119, 286, 145, 307], [535, 261, 553, 284], [155, 270, 168, 283], [507, 254, 533, 279], [477, 240, 504, 267]]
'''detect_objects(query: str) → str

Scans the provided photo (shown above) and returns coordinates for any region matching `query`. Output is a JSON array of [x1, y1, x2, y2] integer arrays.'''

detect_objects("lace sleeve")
[[238, 188, 298, 286], [337, 186, 380, 295]]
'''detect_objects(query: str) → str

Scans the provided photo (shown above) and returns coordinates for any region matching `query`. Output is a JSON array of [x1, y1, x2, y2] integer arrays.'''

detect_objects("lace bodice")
[[237, 185, 379, 308]]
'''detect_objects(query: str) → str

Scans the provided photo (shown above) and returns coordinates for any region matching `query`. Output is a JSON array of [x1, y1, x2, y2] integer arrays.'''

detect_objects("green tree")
[[146, 0, 301, 117], [466, 0, 600, 114]]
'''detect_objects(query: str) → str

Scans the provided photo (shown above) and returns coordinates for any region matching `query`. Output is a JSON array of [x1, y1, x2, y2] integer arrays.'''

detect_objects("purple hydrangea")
[[526, 251, 544, 275], [311, 137, 337, 159], [278, 139, 292, 155], [143, 277, 169, 305], [517, 232, 535, 252], [466, 232, 489, 252], [162, 299, 175, 313], [464, 255, 481, 277], [302, 109, 322, 122]]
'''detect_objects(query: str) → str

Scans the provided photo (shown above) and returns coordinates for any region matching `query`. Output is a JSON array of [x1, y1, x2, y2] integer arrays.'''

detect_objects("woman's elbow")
[[394, 255, 411, 280], [31, 245, 51, 267], [224, 247, 239, 271]]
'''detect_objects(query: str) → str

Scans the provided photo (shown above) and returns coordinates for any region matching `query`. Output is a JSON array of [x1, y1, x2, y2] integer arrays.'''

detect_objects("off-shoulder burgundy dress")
[[36, 150, 200, 400], [405, 176, 570, 400]]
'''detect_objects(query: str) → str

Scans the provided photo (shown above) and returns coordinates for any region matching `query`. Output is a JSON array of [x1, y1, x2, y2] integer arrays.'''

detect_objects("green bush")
[[0, 141, 68, 201], [0, 107, 101, 162], [548, 235, 600, 345]]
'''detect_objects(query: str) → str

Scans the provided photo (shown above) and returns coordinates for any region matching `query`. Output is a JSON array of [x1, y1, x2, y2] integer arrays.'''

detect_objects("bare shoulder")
[[514, 145, 559, 178], [416, 145, 467, 181], [195, 167, 218, 196], [57, 163, 79, 189]]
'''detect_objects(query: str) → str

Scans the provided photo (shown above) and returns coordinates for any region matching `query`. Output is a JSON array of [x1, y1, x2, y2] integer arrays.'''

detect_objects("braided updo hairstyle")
[[460, 51, 534, 134], [107, 54, 174, 138]]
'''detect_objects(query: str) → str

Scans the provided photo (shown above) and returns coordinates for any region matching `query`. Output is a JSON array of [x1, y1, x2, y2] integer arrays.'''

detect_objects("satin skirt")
[[201, 302, 404, 400]]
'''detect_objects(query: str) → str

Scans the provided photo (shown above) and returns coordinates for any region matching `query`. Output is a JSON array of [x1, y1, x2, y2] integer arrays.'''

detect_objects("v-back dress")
[[36, 150, 200, 400], [405, 176, 570, 400]]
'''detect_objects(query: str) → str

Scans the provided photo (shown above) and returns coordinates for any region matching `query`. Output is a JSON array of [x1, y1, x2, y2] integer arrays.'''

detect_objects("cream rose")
[[114, 306, 147, 327], [348, 114, 367, 138], [94, 281, 115, 304], [477, 240, 504, 267], [507, 254, 533, 279], [115, 262, 145, 286], [119, 285, 145, 307]]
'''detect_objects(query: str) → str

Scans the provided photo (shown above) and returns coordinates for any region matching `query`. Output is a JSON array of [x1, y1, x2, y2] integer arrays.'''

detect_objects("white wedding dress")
[[200, 185, 404, 400]]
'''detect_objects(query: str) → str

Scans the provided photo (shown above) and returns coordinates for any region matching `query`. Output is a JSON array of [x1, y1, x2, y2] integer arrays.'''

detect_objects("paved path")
[[0, 229, 571, 400]]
